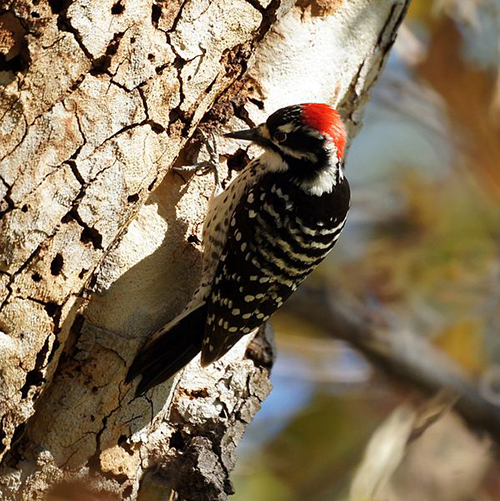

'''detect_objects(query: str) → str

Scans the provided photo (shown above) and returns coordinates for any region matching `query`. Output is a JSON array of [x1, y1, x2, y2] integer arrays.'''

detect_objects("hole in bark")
[[123, 486, 133, 498], [44, 302, 59, 318], [169, 430, 185, 450], [92, 386, 98, 393], [151, 3, 161, 26], [130, 36, 136, 44], [32, 0, 40, 4], [78, 268, 87, 279], [21, 204, 28, 212], [111, 0, 125, 14], [0, 53, 28, 73], [187, 235, 200, 245], [90, 415, 95, 422], [30, 11, 40, 18], [48, 0, 68, 14], [32, 272, 42, 282], [173, 56, 183, 69], [91, 55, 112, 75], [227, 148, 250, 173], [150, 122, 165, 133], [169, 108, 180, 123], [194, 388, 208, 398], [80, 227, 103, 249], [21, 370, 44, 397], [50, 253, 64, 275], [127, 193, 139, 203], [147, 53, 155, 61], [118, 435, 134, 456]]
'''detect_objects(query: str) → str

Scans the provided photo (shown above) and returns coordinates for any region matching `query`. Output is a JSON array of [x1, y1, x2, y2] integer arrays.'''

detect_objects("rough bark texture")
[[0, 0, 409, 499]]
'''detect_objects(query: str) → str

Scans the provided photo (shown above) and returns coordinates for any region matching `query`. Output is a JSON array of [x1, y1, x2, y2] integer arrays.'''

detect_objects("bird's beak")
[[224, 125, 269, 147]]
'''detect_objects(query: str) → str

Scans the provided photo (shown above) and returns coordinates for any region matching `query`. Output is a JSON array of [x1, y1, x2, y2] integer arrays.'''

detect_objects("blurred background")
[[233, 1, 500, 499]]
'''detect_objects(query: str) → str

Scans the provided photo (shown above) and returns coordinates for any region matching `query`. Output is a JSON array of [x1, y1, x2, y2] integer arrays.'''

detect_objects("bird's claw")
[[173, 130, 220, 188]]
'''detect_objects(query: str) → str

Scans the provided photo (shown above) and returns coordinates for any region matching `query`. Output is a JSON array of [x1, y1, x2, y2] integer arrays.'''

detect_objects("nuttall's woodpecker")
[[126, 103, 350, 395]]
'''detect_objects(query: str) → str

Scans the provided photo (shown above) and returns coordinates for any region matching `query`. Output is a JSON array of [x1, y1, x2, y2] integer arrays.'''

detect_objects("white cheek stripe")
[[298, 162, 343, 196], [277, 123, 299, 134]]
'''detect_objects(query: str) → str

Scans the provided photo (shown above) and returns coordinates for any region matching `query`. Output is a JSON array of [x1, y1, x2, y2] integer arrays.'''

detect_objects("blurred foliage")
[[233, 0, 500, 499], [234, 390, 397, 501]]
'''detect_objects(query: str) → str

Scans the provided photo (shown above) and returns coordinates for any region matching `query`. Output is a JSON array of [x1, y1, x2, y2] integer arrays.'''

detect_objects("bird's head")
[[225, 103, 347, 170]]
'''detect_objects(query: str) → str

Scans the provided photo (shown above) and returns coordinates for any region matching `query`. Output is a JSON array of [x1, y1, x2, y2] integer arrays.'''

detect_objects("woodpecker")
[[126, 103, 350, 395]]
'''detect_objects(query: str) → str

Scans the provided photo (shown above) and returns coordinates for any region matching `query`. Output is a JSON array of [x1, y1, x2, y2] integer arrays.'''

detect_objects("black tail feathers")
[[126, 304, 207, 396]]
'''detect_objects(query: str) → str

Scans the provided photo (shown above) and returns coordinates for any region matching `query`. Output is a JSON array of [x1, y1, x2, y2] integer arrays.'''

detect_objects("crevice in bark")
[[0, 112, 28, 163], [0, 176, 15, 219], [165, 46, 189, 135], [91, 31, 126, 77], [66, 160, 85, 186], [24, 296, 62, 332], [8, 422, 26, 452], [61, 209, 103, 250], [241, 0, 266, 14], [20, 333, 52, 398], [56, 7, 93, 63], [376, 2, 408, 50], [339, 59, 366, 125], [165, 0, 189, 34], [48, 0, 73, 15], [253, 0, 281, 42], [0, 241, 43, 312]]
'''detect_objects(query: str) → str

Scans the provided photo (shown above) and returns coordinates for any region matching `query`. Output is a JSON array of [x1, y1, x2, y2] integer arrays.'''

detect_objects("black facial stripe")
[[266, 105, 302, 132]]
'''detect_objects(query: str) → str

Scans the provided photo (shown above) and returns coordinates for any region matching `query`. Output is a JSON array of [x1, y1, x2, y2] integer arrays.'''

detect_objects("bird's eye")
[[274, 131, 287, 143]]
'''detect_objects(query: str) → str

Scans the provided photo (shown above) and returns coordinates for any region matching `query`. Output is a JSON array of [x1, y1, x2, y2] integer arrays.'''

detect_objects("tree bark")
[[0, 0, 409, 499]]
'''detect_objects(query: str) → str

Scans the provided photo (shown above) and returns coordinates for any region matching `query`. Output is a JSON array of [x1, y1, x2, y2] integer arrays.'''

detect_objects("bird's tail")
[[126, 303, 207, 395]]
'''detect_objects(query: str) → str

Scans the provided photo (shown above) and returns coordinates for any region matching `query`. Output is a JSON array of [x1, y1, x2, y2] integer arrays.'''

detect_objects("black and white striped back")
[[201, 165, 350, 365]]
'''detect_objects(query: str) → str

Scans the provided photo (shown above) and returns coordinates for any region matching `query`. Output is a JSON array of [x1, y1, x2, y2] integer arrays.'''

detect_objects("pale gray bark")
[[0, 0, 409, 499]]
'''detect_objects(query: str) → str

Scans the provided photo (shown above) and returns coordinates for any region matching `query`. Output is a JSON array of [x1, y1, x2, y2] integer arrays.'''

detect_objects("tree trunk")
[[0, 0, 409, 499]]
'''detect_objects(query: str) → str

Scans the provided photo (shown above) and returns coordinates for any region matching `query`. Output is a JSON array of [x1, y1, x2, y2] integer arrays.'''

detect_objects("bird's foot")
[[173, 130, 220, 188]]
